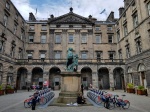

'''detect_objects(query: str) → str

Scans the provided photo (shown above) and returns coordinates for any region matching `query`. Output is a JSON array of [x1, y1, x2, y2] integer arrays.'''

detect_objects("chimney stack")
[[119, 7, 125, 17]]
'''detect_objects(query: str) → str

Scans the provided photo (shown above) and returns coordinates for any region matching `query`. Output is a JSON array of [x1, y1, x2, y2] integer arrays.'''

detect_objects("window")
[[135, 39, 142, 54], [20, 31, 24, 40], [6, 2, 10, 10], [108, 35, 113, 43], [147, 2, 150, 16], [22, 21, 24, 27], [0, 41, 4, 53], [41, 35, 46, 43], [96, 51, 102, 61], [69, 25, 73, 28], [133, 14, 138, 27], [29, 34, 34, 43], [118, 49, 122, 59], [55, 51, 61, 59], [126, 45, 130, 58], [81, 34, 87, 43], [107, 26, 112, 31], [82, 25, 86, 28], [81, 52, 87, 59], [14, 24, 17, 34], [55, 34, 61, 44], [149, 30, 150, 42], [95, 35, 101, 43], [40, 52, 46, 59], [10, 46, 15, 57], [15, 13, 18, 20], [41, 25, 47, 31], [108, 51, 115, 60], [56, 25, 61, 28], [95, 26, 100, 31], [117, 30, 120, 42], [3, 15, 8, 26], [69, 34, 74, 43], [124, 25, 128, 36], [27, 52, 33, 59], [18, 48, 23, 59], [29, 25, 34, 31]]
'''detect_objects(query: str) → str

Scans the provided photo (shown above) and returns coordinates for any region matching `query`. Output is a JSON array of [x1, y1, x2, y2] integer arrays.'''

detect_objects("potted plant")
[[0, 84, 5, 95], [5, 85, 14, 94], [137, 85, 147, 95], [126, 83, 135, 93]]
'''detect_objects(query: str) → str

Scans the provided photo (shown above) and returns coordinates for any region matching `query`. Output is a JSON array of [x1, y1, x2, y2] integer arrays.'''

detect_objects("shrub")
[[137, 85, 145, 90], [0, 84, 4, 90], [6, 85, 13, 89], [127, 83, 134, 88]]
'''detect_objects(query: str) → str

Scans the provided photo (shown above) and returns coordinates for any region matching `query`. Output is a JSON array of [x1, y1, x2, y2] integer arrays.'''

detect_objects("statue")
[[66, 48, 78, 72]]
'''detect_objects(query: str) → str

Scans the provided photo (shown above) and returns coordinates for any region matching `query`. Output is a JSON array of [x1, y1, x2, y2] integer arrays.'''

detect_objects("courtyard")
[[0, 90, 150, 112]]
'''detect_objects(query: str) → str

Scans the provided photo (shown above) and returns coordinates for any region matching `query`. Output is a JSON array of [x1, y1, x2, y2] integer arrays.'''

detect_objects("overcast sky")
[[11, 0, 124, 21]]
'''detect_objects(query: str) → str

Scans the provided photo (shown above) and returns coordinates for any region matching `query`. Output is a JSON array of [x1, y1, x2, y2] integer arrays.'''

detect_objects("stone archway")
[[113, 67, 124, 90], [49, 67, 61, 90], [137, 63, 146, 88], [81, 67, 92, 90], [32, 67, 43, 89], [127, 67, 133, 84], [16, 67, 28, 89], [98, 67, 110, 89], [7, 66, 14, 85]]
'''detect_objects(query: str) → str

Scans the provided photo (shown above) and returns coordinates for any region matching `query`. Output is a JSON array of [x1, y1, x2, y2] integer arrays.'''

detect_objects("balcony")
[[15, 59, 125, 65]]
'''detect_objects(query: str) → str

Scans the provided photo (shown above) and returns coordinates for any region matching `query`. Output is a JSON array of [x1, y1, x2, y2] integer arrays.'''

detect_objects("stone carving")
[[49, 13, 93, 24], [66, 48, 78, 72]]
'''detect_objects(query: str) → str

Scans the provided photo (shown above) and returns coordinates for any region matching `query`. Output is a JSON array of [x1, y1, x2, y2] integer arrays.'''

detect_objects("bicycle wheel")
[[108, 101, 115, 110], [123, 101, 130, 109], [39, 97, 47, 105], [24, 101, 32, 108]]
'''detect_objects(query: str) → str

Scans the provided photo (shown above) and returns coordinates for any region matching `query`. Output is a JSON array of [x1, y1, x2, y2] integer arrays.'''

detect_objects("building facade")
[[0, 0, 150, 94]]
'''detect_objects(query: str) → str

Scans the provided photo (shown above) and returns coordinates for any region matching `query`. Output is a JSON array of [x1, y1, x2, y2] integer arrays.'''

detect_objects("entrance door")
[[141, 72, 146, 88]]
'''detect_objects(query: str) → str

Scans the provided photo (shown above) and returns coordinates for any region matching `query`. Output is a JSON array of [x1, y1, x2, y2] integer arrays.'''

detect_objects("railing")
[[15, 59, 125, 65]]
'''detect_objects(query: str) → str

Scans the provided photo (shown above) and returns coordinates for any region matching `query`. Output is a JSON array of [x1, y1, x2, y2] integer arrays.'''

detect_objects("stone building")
[[0, 0, 150, 94]]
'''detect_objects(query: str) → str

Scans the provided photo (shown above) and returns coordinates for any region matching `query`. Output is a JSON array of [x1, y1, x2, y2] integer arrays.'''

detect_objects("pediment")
[[49, 12, 94, 25]]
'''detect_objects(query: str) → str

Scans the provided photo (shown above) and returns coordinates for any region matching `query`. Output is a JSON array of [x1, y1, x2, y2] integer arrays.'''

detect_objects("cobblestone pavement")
[[0, 90, 150, 112]]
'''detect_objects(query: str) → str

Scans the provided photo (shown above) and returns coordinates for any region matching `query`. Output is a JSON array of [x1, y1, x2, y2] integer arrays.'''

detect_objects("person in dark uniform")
[[81, 84, 84, 95]]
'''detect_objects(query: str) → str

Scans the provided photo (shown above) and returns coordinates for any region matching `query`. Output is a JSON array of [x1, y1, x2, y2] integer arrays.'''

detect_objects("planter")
[[5, 89, 14, 94], [0, 90, 5, 95], [137, 89, 147, 95], [127, 88, 135, 93]]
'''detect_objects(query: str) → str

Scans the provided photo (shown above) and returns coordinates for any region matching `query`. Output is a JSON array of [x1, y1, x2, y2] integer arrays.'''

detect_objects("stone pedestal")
[[57, 72, 81, 104]]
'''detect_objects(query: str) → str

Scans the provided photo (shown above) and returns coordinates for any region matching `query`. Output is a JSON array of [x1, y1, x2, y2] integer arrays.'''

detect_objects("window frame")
[[55, 34, 61, 44], [95, 35, 101, 43], [68, 34, 74, 43], [108, 35, 113, 43], [81, 51, 87, 59], [41, 35, 46, 43], [55, 51, 61, 59], [29, 34, 34, 43], [81, 34, 87, 43]]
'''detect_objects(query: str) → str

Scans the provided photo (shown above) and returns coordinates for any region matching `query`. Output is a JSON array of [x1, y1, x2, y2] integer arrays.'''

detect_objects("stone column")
[[92, 72, 98, 88], [109, 71, 115, 91], [43, 71, 49, 86], [27, 72, 32, 87]]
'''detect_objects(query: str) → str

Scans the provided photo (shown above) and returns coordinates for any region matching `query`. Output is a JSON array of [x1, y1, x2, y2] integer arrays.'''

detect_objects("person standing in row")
[[81, 84, 84, 95]]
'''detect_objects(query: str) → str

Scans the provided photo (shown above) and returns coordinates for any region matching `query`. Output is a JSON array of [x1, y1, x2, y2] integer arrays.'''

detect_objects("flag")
[[35, 8, 37, 15], [100, 9, 106, 14]]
